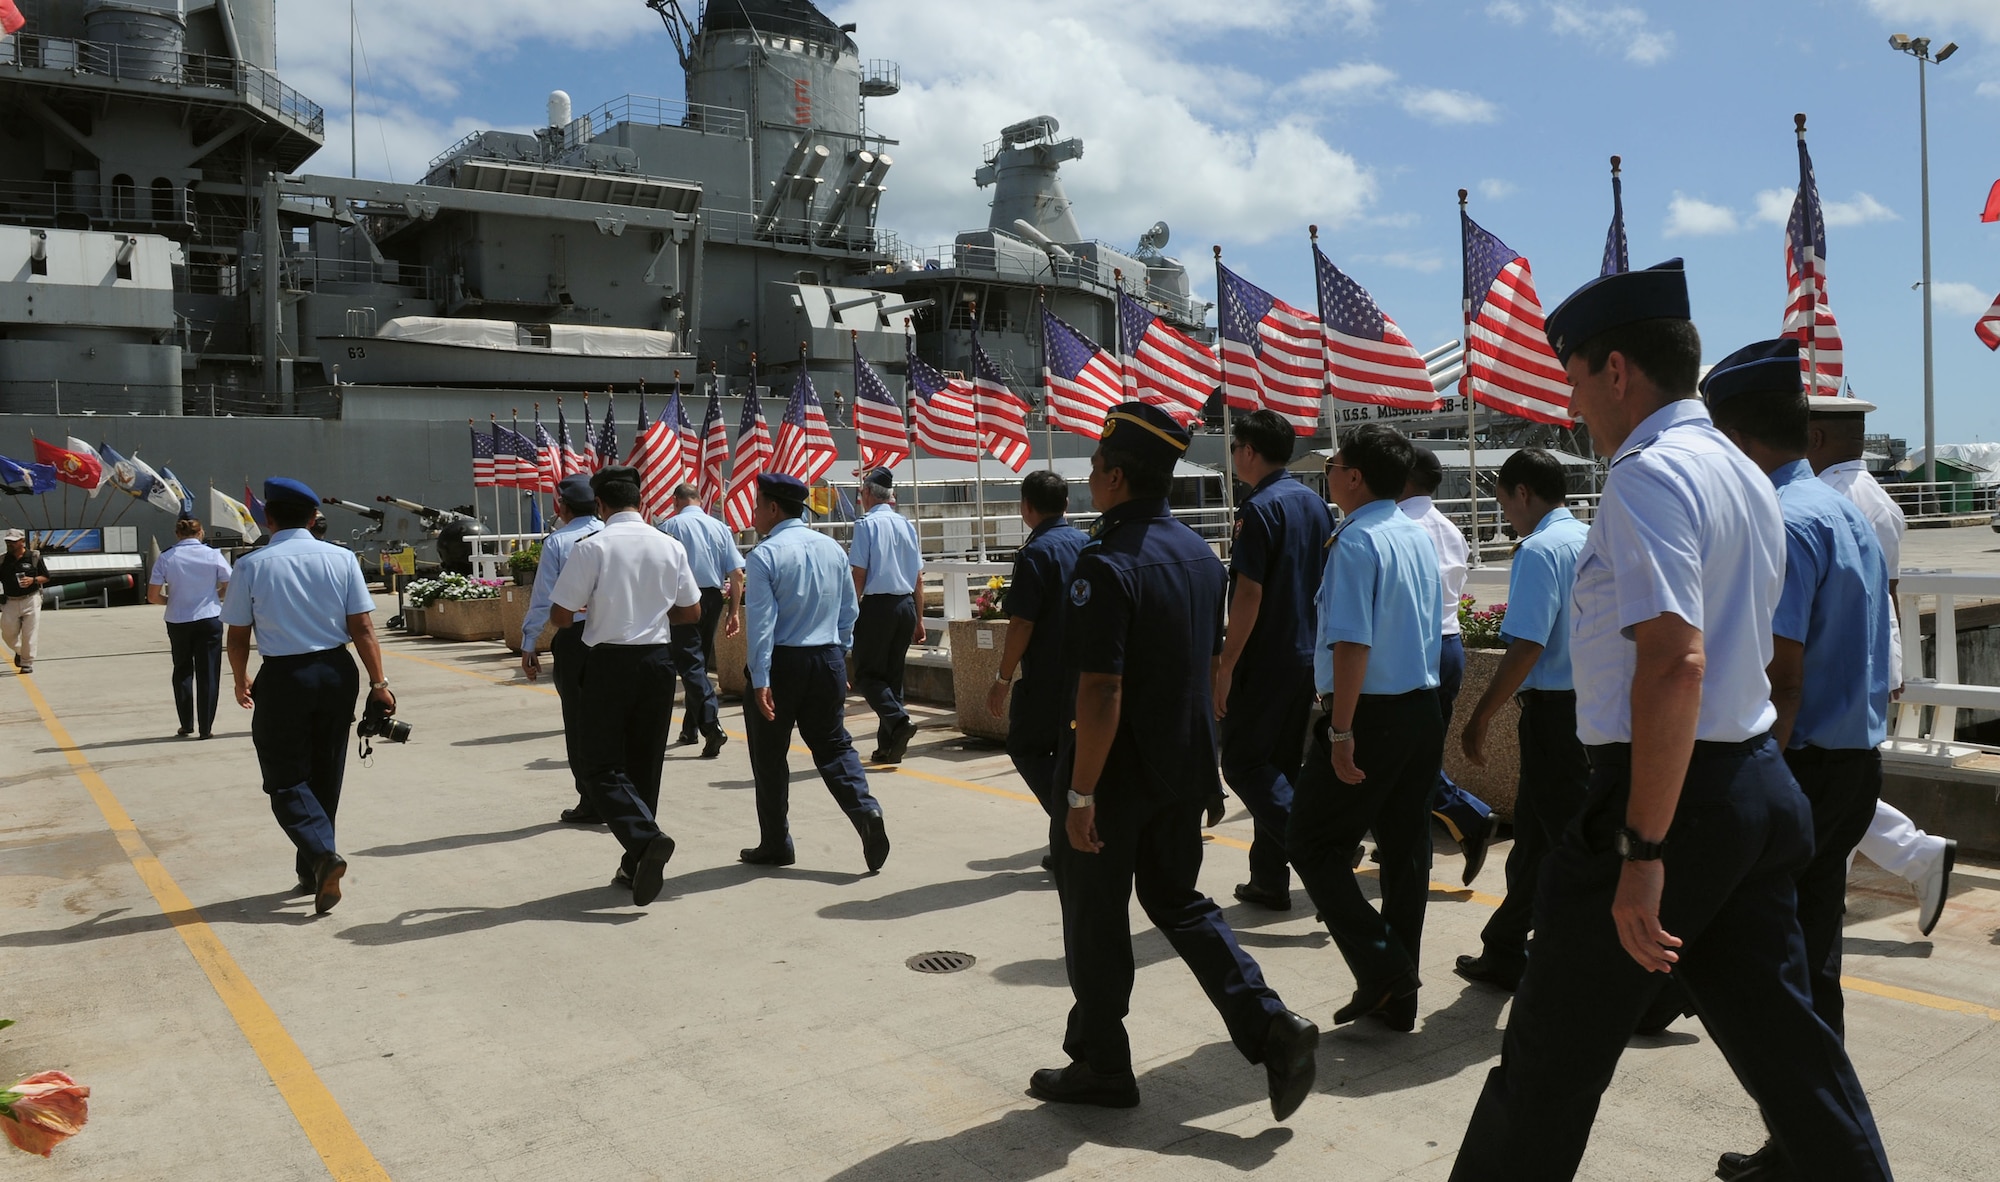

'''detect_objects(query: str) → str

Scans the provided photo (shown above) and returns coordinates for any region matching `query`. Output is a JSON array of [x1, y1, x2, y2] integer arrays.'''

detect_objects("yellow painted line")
[[12, 675, 392, 1181], [381, 639, 2000, 1023]]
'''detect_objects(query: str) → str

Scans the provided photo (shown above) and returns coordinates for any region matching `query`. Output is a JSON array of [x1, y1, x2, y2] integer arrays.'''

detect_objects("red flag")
[[1983, 180, 2000, 224], [0, 1, 26, 36], [33, 437, 103, 490], [1976, 291, 2000, 351]]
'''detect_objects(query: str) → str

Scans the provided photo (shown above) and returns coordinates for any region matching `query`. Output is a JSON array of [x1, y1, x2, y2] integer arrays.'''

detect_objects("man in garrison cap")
[[1035, 401, 1319, 1121], [738, 471, 890, 872], [221, 477, 395, 915], [1701, 339, 1892, 1182], [847, 466, 925, 763], [1450, 263, 1890, 1181]]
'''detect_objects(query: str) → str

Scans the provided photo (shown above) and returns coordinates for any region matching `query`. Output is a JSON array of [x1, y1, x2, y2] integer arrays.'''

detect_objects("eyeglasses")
[[1324, 462, 1353, 473]]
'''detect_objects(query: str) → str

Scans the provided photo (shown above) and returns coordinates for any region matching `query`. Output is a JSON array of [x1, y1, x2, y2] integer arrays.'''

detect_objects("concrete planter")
[[402, 607, 426, 636], [950, 618, 1011, 741], [425, 596, 505, 642], [500, 586, 531, 654], [716, 617, 747, 698], [1443, 644, 1520, 822]]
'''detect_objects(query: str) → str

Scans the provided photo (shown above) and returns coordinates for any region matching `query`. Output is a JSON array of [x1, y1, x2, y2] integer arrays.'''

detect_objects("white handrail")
[[1886, 570, 2000, 767]]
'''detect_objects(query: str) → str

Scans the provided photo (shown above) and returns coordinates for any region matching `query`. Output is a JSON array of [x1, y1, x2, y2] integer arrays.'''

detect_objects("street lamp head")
[[1911, 36, 1931, 55], [1889, 32, 1910, 49], [1935, 42, 1958, 62]]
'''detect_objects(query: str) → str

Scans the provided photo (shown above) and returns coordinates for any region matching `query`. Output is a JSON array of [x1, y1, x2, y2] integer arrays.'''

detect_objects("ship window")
[[150, 178, 175, 222], [112, 174, 136, 220], [518, 323, 552, 349]]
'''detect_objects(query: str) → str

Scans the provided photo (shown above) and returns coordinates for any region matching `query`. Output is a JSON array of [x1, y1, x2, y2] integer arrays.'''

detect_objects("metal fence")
[[1882, 480, 2000, 522], [0, 380, 342, 419], [0, 32, 324, 135]]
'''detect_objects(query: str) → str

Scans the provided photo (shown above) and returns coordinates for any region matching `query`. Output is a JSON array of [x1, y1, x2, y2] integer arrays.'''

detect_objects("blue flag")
[[528, 496, 544, 534], [1, 454, 58, 495]]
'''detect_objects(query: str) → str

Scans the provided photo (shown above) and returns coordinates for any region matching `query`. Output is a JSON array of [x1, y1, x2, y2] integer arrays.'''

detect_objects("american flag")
[[1977, 291, 2000, 351], [1117, 290, 1215, 424], [0, 1, 23, 36], [579, 395, 599, 471], [773, 366, 838, 486], [1602, 158, 1629, 277], [626, 390, 686, 519], [501, 421, 543, 490], [1041, 304, 1123, 437], [667, 383, 700, 478], [723, 366, 773, 531], [594, 396, 618, 473], [555, 402, 587, 477], [1314, 245, 1441, 411], [1217, 262, 1323, 435], [971, 326, 1031, 471], [533, 412, 560, 493], [907, 342, 981, 461], [853, 344, 911, 471], [1786, 128, 1845, 397], [698, 379, 729, 510], [1461, 212, 1571, 425], [470, 422, 498, 488], [487, 419, 521, 488]]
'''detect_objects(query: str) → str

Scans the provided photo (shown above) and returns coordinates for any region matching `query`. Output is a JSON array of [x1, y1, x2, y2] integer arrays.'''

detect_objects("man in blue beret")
[[1037, 401, 1319, 1122], [521, 472, 604, 821], [849, 466, 926, 763], [739, 471, 888, 871], [1451, 263, 1890, 1181], [222, 477, 394, 915], [1703, 338, 1892, 1182]]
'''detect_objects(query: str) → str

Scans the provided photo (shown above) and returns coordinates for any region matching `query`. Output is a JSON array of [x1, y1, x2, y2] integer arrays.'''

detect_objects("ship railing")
[[0, 379, 341, 419], [0, 176, 192, 229], [425, 130, 491, 175], [0, 32, 325, 136], [702, 205, 894, 256], [577, 94, 751, 140], [1887, 571, 2000, 769], [893, 242, 1212, 328], [1880, 479, 2000, 524]]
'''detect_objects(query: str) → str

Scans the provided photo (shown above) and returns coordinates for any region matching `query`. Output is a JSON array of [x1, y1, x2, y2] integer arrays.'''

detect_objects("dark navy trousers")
[[1431, 634, 1493, 842], [166, 616, 224, 736], [577, 642, 675, 874], [851, 593, 916, 748], [1785, 745, 1883, 1041], [1217, 661, 1315, 893], [743, 644, 880, 854], [1477, 689, 1591, 969], [670, 588, 725, 742], [1051, 779, 1286, 1076], [550, 623, 592, 805], [249, 648, 358, 882], [1451, 736, 1890, 1182], [1006, 681, 1063, 817]]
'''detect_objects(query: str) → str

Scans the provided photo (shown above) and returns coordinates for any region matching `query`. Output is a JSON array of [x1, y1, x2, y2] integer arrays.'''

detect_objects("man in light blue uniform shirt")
[[1704, 336, 1893, 1182], [222, 478, 394, 916], [740, 473, 889, 872], [659, 483, 744, 757], [1454, 448, 1591, 991], [522, 474, 603, 822], [149, 516, 233, 739], [1452, 260, 1888, 1182], [848, 467, 925, 763], [1288, 423, 1443, 1034]]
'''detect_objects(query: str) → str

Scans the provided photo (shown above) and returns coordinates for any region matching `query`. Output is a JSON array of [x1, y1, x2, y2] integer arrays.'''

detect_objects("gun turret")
[[378, 495, 484, 573], [321, 497, 387, 531], [375, 495, 476, 528]]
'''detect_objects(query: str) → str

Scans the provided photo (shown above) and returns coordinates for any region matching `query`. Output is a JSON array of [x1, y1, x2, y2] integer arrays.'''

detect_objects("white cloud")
[[1664, 193, 1741, 237], [1287, 62, 1400, 102], [1478, 178, 1518, 200], [1401, 88, 1500, 124], [1863, 1, 2000, 44], [1752, 188, 1899, 226], [1980, 80, 2000, 97], [1487, 1, 1529, 25], [1359, 251, 1446, 273], [1932, 281, 1998, 315], [1547, 3, 1677, 65]]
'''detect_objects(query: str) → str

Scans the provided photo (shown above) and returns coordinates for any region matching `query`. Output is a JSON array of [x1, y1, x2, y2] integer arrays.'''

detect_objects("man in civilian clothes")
[[1211, 408, 1333, 912], [149, 516, 233, 739], [547, 466, 700, 905], [659, 482, 743, 759], [1454, 448, 1591, 991], [985, 470, 1089, 824], [521, 474, 603, 822], [1289, 424, 1444, 1033], [222, 478, 394, 915], [848, 468, 925, 763], [1, 528, 48, 673]]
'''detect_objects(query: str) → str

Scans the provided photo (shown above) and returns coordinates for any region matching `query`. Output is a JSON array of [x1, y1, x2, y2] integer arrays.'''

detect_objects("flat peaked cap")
[[1544, 258, 1691, 365], [556, 473, 597, 505], [263, 477, 318, 509], [1807, 393, 1879, 415], [590, 466, 641, 495], [1099, 401, 1190, 473], [1699, 337, 1801, 407], [757, 472, 809, 506], [864, 467, 894, 490]]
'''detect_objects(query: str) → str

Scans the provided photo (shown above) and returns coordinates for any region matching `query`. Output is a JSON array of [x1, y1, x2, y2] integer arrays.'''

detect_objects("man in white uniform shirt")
[[1809, 396, 1955, 935], [549, 466, 703, 906], [149, 516, 233, 739]]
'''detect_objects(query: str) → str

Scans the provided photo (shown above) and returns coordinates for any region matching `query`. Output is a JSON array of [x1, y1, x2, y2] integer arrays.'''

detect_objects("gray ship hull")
[[318, 336, 693, 389]]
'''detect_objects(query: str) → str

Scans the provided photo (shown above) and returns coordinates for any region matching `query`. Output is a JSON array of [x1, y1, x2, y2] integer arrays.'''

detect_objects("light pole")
[[1889, 33, 1956, 488]]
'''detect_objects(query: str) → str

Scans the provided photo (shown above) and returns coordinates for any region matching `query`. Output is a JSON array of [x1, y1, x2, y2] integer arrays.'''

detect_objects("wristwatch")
[[1066, 790, 1094, 809], [369, 680, 390, 690], [1613, 827, 1665, 861], [1328, 728, 1354, 744]]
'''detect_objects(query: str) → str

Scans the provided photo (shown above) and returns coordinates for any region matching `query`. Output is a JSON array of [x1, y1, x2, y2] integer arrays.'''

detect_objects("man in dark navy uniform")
[[1032, 401, 1318, 1122], [1450, 262, 1889, 1181], [985, 469, 1089, 817], [1212, 408, 1333, 912]]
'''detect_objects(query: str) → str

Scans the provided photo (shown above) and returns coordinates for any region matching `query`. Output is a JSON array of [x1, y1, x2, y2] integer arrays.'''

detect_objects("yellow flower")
[[987, 576, 1005, 590]]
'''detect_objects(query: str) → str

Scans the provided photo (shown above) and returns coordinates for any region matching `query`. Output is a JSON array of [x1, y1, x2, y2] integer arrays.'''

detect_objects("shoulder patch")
[[1069, 577, 1092, 607]]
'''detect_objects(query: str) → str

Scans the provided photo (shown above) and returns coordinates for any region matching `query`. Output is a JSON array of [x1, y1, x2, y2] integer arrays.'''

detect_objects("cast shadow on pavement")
[[451, 729, 566, 747], [0, 894, 332, 945], [35, 732, 244, 754], [820, 1040, 1292, 1180], [1315, 982, 1512, 1100], [816, 869, 1052, 922], [662, 863, 868, 899], [334, 886, 647, 946], [351, 821, 570, 859]]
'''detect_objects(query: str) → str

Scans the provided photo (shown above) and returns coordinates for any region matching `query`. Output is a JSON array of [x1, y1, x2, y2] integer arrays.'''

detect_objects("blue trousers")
[[1006, 685, 1063, 817], [166, 616, 223, 736], [743, 644, 880, 853], [1478, 689, 1590, 969], [670, 588, 724, 742], [577, 642, 675, 873], [1051, 778, 1286, 1076], [1785, 746, 1883, 1041], [1432, 633, 1493, 843], [1452, 736, 1890, 1181], [852, 593, 916, 749], [249, 648, 358, 882], [550, 623, 592, 804], [1218, 661, 1315, 893]]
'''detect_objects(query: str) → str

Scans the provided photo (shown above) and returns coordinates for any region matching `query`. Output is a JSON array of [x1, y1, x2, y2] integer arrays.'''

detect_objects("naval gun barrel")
[[375, 495, 473, 526], [42, 574, 134, 608], [321, 497, 387, 527], [1012, 219, 1073, 261]]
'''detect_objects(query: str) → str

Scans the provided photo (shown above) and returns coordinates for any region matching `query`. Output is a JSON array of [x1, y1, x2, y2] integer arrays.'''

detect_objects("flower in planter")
[[971, 576, 1009, 621], [1458, 595, 1509, 650], [1, 1069, 90, 1157]]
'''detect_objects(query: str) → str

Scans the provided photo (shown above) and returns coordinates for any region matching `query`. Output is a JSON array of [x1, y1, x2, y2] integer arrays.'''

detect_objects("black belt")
[[1784, 745, 1880, 766], [1586, 733, 1771, 767], [1517, 688, 1576, 702], [1316, 687, 1434, 711], [258, 647, 348, 667], [862, 592, 914, 601]]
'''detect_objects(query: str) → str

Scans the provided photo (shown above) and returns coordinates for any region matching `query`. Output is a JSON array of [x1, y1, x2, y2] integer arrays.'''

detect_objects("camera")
[[357, 695, 411, 745]]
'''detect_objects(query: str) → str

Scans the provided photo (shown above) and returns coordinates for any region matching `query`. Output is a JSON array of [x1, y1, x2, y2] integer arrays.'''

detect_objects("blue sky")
[[276, 0, 2000, 448]]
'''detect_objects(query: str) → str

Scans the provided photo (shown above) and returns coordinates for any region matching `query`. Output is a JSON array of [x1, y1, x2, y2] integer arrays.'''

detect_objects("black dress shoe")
[[674, 733, 699, 748], [1452, 953, 1522, 992], [559, 807, 603, 824], [176, 726, 193, 737], [862, 814, 890, 872], [197, 732, 213, 741], [1460, 823, 1493, 886], [611, 867, 634, 889], [1027, 1062, 1140, 1108], [632, 834, 675, 906], [739, 844, 796, 867], [1333, 970, 1420, 1026], [1263, 1009, 1319, 1121], [880, 717, 919, 763], [700, 733, 727, 759], [1716, 1142, 1777, 1181], [1233, 882, 1293, 911], [312, 853, 347, 916], [1370, 991, 1418, 1033], [288, 878, 315, 897], [1040, 853, 1055, 872]]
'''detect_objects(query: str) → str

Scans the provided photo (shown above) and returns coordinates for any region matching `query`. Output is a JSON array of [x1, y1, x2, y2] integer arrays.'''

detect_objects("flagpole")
[[1037, 288, 1054, 472], [1459, 189, 1481, 570], [1795, 114, 1821, 404], [968, 301, 987, 562], [1211, 245, 1237, 531], [1308, 225, 1340, 454]]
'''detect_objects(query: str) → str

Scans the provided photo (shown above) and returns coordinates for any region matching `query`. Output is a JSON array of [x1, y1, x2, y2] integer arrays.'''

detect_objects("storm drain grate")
[[906, 950, 977, 974]]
